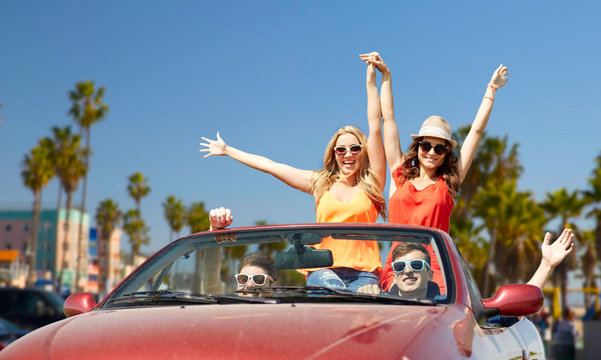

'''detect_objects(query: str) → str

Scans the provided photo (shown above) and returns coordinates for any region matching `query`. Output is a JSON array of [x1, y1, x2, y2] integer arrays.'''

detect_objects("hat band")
[[418, 126, 451, 140]]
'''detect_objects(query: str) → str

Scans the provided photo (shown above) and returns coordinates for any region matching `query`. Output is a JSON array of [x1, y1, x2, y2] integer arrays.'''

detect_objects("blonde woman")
[[199, 61, 387, 291]]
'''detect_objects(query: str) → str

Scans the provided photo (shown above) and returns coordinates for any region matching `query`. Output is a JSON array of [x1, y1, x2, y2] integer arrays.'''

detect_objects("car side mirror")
[[481, 284, 543, 317], [64, 292, 98, 317]]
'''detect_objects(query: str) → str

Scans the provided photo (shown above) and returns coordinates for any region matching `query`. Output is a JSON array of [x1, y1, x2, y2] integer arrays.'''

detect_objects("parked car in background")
[[0, 318, 29, 351], [2, 224, 545, 359], [0, 287, 65, 331]]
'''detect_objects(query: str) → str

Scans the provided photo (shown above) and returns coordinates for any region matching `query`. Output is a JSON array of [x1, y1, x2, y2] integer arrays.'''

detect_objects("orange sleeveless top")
[[381, 172, 454, 293], [311, 190, 382, 273]]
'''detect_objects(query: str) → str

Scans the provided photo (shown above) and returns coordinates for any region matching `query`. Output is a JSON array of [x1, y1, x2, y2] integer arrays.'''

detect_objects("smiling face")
[[236, 264, 274, 297], [334, 133, 363, 177], [417, 136, 449, 171], [393, 250, 433, 298]]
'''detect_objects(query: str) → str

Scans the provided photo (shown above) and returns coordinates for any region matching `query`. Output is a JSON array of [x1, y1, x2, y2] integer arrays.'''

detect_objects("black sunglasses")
[[418, 141, 448, 155], [391, 259, 430, 273], [334, 144, 363, 156]]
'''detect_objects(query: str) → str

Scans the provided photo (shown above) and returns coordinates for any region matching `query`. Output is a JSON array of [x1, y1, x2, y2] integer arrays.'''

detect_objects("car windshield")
[[101, 224, 454, 308]]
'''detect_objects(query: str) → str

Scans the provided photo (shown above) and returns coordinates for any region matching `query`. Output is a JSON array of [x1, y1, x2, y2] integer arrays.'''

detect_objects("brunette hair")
[[396, 137, 461, 200], [238, 252, 278, 280], [311, 125, 387, 220], [392, 242, 431, 265]]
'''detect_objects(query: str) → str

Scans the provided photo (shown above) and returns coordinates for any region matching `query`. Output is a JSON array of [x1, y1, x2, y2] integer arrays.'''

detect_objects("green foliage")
[[69, 80, 109, 129], [127, 172, 151, 210], [96, 199, 123, 240], [187, 202, 210, 233], [162, 195, 186, 240], [123, 209, 150, 254], [583, 153, 601, 261], [21, 139, 56, 194], [50, 126, 87, 195]]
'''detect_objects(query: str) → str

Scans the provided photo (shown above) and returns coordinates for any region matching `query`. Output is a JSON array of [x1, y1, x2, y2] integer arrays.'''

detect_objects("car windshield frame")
[[101, 224, 456, 307]]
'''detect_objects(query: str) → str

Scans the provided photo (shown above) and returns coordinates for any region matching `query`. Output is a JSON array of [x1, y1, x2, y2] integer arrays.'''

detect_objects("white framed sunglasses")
[[333, 144, 362, 156], [235, 273, 270, 286], [392, 259, 430, 273]]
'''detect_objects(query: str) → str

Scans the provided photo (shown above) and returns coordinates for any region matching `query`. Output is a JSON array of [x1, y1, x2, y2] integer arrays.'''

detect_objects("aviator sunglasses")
[[418, 141, 448, 155], [334, 144, 363, 156], [235, 273, 269, 286], [391, 259, 431, 273]]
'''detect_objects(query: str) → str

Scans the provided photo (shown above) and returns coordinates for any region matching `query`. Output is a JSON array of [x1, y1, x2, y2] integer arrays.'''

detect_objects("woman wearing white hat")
[[361, 53, 508, 293]]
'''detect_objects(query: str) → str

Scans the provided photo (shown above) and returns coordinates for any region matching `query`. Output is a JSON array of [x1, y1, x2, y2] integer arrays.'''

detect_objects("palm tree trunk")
[[74, 180, 87, 292], [27, 191, 42, 287], [74, 176, 88, 292], [75, 129, 90, 292], [53, 188, 62, 292], [559, 264, 569, 315], [483, 228, 498, 297], [58, 193, 74, 294]]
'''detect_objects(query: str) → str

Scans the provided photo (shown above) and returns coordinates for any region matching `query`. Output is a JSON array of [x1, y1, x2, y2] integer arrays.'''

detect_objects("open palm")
[[200, 132, 227, 157], [542, 228, 575, 268]]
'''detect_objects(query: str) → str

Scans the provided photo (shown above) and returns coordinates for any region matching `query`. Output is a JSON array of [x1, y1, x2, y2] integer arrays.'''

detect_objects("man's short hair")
[[238, 252, 278, 280], [392, 242, 431, 265]]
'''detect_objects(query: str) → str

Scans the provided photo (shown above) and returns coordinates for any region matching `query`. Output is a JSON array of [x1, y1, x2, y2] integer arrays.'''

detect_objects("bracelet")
[[483, 96, 495, 102], [488, 83, 498, 91]]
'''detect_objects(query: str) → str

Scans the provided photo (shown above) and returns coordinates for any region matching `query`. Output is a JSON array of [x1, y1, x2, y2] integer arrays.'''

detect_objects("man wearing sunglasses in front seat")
[[356, 242, 442, 298], [388, 242, 442, 299], [235, 252, 279, 297]]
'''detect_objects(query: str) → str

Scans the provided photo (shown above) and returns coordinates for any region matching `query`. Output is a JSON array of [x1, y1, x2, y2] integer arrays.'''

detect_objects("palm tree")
[[21, 138, 55, 287], [69, 80, 109, 291], [476, 178, 545, 296], [541, 188, 586, 313], [126, 172, 151, 260], [496, 190, 546, 284], [452, 127, 522, 219], [123, 209, 150, 258], [127, 172, 151, 214], [162, 196, 186, 242], [51, 126, 87, 292], [578, 230, 598, 309], [583, 153, 601, 263], [95, 199, 122, 293], [187, 202, 211, 294], [96, 199, 123, 242]]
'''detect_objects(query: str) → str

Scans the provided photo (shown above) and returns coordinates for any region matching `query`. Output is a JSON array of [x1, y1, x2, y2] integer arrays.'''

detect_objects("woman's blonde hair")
[[311, 125, 387, 220]]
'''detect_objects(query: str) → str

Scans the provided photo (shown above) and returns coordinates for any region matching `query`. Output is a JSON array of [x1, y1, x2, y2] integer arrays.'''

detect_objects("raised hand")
[[489, 64, 509, 89], [199, 132, 228, 158], [541, 228, 575, 269], [359, 52, 389, 74], [209, 207, 233, 230]]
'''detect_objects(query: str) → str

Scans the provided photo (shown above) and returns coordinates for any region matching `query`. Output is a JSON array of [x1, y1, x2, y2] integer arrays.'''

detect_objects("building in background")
[[87, 228, 99, 294], [0, 250, 27, 287], [96, 227, 123, 296], [0, 208, 89, 291]]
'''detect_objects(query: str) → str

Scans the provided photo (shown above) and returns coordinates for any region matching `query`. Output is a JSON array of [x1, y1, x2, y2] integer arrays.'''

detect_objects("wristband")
[[483, 96, 495, 102]]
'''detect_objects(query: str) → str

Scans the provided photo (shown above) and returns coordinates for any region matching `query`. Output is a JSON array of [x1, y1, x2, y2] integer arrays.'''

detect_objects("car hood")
[[2, 303, 462, 359]]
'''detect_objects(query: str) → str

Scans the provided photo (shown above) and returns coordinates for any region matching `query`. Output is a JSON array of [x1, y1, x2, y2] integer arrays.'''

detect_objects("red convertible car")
[[1, 224, 545, 359]]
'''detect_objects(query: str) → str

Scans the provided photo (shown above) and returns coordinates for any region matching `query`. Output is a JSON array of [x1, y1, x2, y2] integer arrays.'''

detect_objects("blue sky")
[[1, 1, 600, 253]]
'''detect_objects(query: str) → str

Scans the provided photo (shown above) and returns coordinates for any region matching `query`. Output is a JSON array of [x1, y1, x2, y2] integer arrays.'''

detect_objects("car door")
[[457, 254, 534, 359]]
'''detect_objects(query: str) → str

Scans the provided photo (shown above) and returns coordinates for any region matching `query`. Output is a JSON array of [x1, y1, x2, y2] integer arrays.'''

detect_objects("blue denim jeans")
[[306, 267, 379, 292]]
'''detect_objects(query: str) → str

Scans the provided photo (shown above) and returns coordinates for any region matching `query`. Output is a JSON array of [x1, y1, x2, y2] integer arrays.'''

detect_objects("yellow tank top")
[[311, 190, 382, 272]]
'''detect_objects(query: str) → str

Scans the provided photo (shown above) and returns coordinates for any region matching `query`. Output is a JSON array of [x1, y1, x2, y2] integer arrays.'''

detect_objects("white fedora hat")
[[411, 115, 457, 148]]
